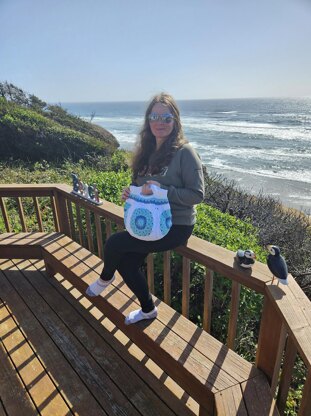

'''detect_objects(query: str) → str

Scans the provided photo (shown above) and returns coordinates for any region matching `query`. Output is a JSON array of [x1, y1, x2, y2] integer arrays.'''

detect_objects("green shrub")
[[0, 98, 118, 162]]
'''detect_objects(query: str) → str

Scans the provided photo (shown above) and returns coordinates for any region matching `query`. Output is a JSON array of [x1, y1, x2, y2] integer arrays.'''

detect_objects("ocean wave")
[[287, 194, 311, 201], [204, 146, 311, 161], [182, 118, 311, 141], [84, 116, 144, 125], [208, 161, 311, 184]]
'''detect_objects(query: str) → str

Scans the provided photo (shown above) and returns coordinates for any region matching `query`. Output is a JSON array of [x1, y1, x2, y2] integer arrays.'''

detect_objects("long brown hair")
[[132, 93, 187, 179]]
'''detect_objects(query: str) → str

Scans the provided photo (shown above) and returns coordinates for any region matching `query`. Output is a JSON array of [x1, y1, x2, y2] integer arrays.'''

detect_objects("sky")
[[1, 0, 311, 103]]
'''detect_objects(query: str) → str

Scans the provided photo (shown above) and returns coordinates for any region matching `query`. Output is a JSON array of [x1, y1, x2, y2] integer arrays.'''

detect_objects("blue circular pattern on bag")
[[130, 208, 153, 237], [124, 202, 131, 223], [160, 210, 172, 235]]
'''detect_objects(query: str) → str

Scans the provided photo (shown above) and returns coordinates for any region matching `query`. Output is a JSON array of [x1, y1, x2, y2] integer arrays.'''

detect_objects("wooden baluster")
[[85, 209, 94, 252], [277, 335, 297, 414], [50, 196, 60, 232], [117, 223, 124, 232], [16, 197, 27, 232], [105, 219, 112, 240], [0, 197, 11, 232], [75, 204, 84, 246], [271, 323, 287, 395], [256, 296, 286, 387], [33, 197, 43, 231], [163, 251, 171, 305], [182, 257, 190, 318], [147, 254, 155, 294], [298, 367, 311, 416], [227, 280, 241, 350], [53, 191, 70, 236], [203, 268, 214, 333], [95, 214, 104, 259], [66, 200, 76, 240]]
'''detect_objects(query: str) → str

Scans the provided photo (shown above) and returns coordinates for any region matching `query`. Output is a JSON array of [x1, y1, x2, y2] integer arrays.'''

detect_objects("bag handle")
[[129, 185, 168, 199]]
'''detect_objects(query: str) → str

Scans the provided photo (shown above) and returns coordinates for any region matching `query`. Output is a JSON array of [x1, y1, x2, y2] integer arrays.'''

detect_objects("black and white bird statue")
[[236, 249, 256, 268], [267, 245, 288, 285]]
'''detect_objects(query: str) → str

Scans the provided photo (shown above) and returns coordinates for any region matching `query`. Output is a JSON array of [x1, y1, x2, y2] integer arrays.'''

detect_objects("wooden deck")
[[0, 257, 197, 416], [1, 184, 310, 415]]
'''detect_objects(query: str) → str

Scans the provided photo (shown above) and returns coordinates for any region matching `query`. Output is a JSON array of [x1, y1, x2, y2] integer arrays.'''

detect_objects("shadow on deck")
[[0, 258, 196, 416]]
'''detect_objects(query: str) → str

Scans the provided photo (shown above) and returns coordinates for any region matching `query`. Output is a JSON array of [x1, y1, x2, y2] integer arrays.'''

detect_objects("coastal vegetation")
[[0, 83, 309, 414], [0, 82, 118, 162]]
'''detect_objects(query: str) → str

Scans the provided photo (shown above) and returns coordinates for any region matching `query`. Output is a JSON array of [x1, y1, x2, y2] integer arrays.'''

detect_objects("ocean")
[[63, 98, 311, 213]]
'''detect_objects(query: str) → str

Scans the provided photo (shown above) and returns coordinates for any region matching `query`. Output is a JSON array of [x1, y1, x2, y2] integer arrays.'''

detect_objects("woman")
[[86, 93, 204, 325]]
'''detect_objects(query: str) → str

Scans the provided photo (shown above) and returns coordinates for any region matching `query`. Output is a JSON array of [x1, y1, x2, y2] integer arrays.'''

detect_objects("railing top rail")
[[0, 184, 57, 197]]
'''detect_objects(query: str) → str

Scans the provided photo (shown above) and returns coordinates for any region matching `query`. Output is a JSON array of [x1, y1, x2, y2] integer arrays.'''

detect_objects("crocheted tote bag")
[[124, 185, 172, 241]]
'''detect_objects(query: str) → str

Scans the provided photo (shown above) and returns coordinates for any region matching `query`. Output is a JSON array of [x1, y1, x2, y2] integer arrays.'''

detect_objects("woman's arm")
[[160, 146, 205, 206]]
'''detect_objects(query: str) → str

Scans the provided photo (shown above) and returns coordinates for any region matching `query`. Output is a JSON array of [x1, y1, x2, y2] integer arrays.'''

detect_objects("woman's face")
[[148, 103, 175, 142]]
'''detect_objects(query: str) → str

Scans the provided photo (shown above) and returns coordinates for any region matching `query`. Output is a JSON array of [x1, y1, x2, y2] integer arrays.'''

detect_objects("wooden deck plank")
[[0, 299, 71, 416], [0, 233, 62, 260], [40, 261, 197, 416], [41, 239, 263, 415], [43, 240, 238, 389], [19, 259, 177, 416], [241, 374, 279, 416], [0, 232, 61, 244], [0, 322, 38, 416], [214, 384, 248, 415], [3, 260, 141, 416], [0, 262, 107, 416], [53, 236, 260, 384], [0, 231, 285, 415]]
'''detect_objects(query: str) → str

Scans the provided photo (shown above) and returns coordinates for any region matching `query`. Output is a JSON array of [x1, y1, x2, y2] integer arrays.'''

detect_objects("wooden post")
[[95, 214, 104, 259], [67, 200, 76, 240], [163, 251, 171, 305], [33, 197, 43, 231], [277, 335, 297, 414], [16, 197, 27, 232], [50, 196, 60, 232], [227, 281, 241, 350], [85, 209, 94, 252], [182, 257, 190, 319], [147, 254, 155, 294], [203, 268, 213, 333], [256, 296, 285, 386], [105, 219, 112, 240], [0, 197, 11, 232], [53, 191, 70, 236], [75, 204, 84, 246], [298, 367, 311, 416]]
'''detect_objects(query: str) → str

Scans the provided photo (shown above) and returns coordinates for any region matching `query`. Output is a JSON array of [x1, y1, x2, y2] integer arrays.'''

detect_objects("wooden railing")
[[0, 184, 310, 415]]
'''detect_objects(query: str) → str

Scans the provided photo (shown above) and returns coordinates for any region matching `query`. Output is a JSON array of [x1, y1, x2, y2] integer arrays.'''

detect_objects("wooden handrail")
[[0, 183, 310, 415]]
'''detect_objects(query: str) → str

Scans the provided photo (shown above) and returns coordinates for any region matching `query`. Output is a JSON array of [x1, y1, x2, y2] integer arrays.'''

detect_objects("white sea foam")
[[209, 162, 311, 184], [288, 194, 311, 201], [205, 146, 311, 161], [182, 118, 311, 141]]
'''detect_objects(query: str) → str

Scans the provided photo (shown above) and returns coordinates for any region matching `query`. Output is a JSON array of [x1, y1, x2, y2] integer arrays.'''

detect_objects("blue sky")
[[1, 0, 311, 102]]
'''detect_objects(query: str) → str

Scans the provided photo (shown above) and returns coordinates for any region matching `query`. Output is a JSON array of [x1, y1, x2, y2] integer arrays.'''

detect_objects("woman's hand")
[[121, 187, 130, 201], [141, 181, 161, 195]]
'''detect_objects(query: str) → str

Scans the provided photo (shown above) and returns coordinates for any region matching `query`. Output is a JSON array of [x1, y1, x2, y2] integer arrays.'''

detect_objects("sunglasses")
[[148, 113, 174, 123]]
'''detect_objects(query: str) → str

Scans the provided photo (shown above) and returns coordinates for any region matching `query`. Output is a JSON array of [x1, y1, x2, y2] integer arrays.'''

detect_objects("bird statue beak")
[[266, 245, 272, 251]]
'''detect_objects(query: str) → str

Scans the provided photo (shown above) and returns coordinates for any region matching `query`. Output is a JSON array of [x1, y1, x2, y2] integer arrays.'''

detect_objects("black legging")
[[100, 224, 194, 312]]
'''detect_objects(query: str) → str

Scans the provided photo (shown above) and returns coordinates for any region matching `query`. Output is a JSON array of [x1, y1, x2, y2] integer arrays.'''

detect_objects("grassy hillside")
[[0, 82, 119, 163]]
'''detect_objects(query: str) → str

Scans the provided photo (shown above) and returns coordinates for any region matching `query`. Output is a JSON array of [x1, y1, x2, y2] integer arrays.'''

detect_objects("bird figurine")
[[236, 249, 256, 268], [267, 245, 288, 285]]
